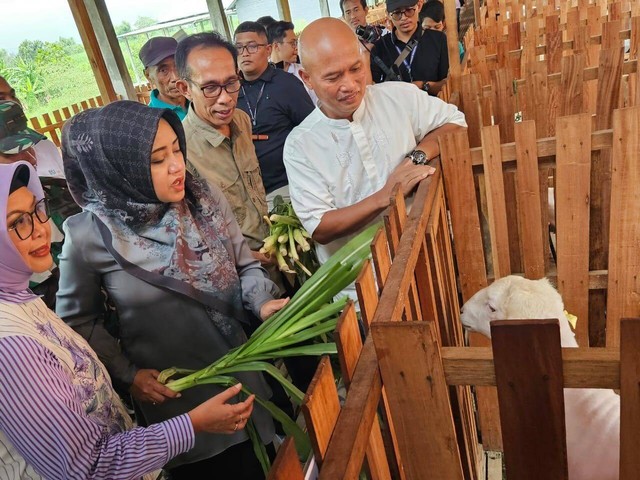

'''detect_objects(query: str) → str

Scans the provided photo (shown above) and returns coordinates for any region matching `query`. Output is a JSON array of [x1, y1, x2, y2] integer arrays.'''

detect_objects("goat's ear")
[[501, 286, 540, 319]]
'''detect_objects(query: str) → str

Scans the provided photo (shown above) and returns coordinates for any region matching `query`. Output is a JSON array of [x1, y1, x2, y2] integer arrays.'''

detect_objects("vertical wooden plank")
[[371, 229, 392, 292], [335, 302, 392, 480], [491, 69, 516, 142], [267, 437, 304, 480], [461, 73, 483, 148], [301, 356, 340, 466], [620, 317, 640, 480], [469, 45, 491, 87], [607, 106, 640, 347], [481, 125, 512, 278], [588, 5, 602, 37], [602, 19, 622, 49], [589, 46, 624, 346], [555, 113, 592, 347], [491, 320, 568, 480], [355, 260, 379, 331], [440, 130, 503, 450], [560, 53, 586, 116], [523, 60, 551, 137], [371, 322, 465, 480], [515, 121, 546, 279], [630, 16, 640, 61]]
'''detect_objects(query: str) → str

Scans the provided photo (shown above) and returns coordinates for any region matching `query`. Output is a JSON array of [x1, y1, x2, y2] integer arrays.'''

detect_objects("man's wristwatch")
[[407, 149, 429, 165], [422, 81, 430, 93]]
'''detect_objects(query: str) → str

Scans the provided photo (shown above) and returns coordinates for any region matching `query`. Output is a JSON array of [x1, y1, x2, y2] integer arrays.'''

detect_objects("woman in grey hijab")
[[57, 101, 286, 479]]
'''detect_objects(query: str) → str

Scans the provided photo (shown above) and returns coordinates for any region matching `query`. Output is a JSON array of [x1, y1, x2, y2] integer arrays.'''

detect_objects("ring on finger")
[[233, 421, 239, 431]]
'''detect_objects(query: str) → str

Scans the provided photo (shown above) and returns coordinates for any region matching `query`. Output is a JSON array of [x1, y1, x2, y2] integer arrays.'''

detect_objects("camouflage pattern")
[[0, 101, 46, 154]]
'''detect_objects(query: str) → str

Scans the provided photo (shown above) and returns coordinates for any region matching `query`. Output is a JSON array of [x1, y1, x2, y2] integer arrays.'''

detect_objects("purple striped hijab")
[[0, 162, 44, 303]]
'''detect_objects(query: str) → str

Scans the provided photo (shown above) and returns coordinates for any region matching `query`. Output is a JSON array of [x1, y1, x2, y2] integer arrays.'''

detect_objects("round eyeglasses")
[[7, 197, 50, 241]]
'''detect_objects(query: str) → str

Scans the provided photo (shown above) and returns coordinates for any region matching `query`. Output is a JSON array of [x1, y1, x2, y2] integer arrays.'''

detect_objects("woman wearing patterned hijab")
[[0, 161, 256, 479], [57, 101, 285, 479]]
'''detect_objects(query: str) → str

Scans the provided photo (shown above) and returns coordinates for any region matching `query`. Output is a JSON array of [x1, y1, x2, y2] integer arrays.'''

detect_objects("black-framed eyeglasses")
[[7, 197, 50, 241], [389, 6, 418, 20], [186, 77, 242, 99], [236, 43, 267, 55]]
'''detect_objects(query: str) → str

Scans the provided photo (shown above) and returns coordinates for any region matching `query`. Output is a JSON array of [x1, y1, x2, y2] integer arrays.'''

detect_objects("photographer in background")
[[370, 0, 448, 95]]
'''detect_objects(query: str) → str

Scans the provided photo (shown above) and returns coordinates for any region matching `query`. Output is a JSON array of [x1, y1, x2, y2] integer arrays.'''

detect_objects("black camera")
[[355, 25, 383, 44]]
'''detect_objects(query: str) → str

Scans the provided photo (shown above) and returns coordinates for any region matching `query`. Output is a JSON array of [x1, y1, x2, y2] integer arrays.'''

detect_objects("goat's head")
[[460, 276, 570, 341]]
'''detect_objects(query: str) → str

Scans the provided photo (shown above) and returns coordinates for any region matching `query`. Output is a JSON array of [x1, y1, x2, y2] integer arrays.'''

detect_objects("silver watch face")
[[411, 150, 428, 165]]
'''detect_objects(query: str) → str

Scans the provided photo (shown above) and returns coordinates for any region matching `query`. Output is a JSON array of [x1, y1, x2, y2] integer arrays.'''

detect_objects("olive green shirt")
[[183, 107, 268, 250]]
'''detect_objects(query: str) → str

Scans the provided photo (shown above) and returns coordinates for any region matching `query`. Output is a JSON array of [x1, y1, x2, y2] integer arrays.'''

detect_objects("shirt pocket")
[[243, 165, 267, 216], [219, 169, 248, 228]]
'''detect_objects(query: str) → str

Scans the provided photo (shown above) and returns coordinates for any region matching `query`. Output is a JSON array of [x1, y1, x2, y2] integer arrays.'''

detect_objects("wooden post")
[[276, 0, 292, 22], [319, 0, 331, 17], [371, 322, 465, 480], [444, 0, 462, 91], [68, 0, 118, 103], [555, 113, 592, 347], [620, 318, 640, 479], [206, 0, 231, 39], [82, 0, 136, 100], [491, 320, 569, 480], [606, 106, 640, 347]]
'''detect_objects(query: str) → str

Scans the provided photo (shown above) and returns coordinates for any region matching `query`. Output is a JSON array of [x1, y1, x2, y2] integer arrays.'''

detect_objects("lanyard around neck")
[[241, 83, 266, 127], [394, 41, 418, 76]]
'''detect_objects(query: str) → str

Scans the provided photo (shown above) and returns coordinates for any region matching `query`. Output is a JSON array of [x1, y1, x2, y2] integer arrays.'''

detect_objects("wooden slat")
[[461, 73, 483, 148], [607, 106, 640, 346], [440, 130, 502, 450], [370, 229, 391, 292], [491, 68, 516, 142], [335, 302, 392, 480], [560, 53, 586, 116], [620, 318, 640, 480], [555, 113, 592, 346], [491, 320, 568, 480], [318, 337, 384, 480], [481, 125, 512, 278], [267, 437, 304, 480], [523, 60, 551, 137], [355, 260, 379, 331], [469, 128, 614, 166], [514, 121, 546, 279], [301, 356, 340, 466], [371, 322, 465, 480], [442, 346, 621, 388]]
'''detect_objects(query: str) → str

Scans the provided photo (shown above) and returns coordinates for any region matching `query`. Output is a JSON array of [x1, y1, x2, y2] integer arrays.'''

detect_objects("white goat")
[[460, 275, 620, 480]]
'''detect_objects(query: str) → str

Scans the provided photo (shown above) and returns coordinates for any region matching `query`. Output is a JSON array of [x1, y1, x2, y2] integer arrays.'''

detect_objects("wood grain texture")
[[371, 322, 465, 480], [267, 437, 304, 480], [606, 106, 640, 347], [560, 53, 586, 116], [355, 260, 379, 331], [555, 113, 592, 346], [491, 320, 568, 480], [514, 121, 546, 279], [301, 356, 340, 466], [620, 318, 640, 480]]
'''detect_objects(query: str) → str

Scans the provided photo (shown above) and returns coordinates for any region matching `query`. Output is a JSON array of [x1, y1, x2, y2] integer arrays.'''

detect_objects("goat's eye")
[[488, 304, 496, 313]]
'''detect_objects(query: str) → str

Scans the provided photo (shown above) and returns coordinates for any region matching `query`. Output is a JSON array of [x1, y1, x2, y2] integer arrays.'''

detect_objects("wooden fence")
[[29, 84, 153, 147]]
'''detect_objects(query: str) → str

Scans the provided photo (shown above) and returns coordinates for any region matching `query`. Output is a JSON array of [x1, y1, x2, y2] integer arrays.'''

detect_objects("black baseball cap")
[[139, 36, 178, 68], [386, 0, 419, 12]]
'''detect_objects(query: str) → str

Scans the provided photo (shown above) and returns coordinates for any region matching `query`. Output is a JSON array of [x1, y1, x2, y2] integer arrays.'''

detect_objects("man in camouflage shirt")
[[0, 100, 81, 308]]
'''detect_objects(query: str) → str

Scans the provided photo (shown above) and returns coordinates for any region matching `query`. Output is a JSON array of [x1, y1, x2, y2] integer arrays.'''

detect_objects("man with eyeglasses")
[[175, 32, 277, 273], [139, 36, 189, 120], [0, 100, 80, 308], [370, 0, 449, 95], [233, 21, 314, 208], [267, 21, 318, 105]]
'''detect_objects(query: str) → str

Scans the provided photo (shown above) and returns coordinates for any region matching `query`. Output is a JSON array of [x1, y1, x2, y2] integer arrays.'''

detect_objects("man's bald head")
[[298, 17, 368, 121], [299, 18, 360, 73]]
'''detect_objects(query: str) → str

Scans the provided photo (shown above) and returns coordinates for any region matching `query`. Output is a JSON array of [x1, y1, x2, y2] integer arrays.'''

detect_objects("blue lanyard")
[[394, 42, 418, 74]]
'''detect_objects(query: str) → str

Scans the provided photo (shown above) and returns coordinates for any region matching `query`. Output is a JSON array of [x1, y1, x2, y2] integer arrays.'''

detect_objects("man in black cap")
[[370, 0, 449, 95], [139, 36, 189, 120]]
